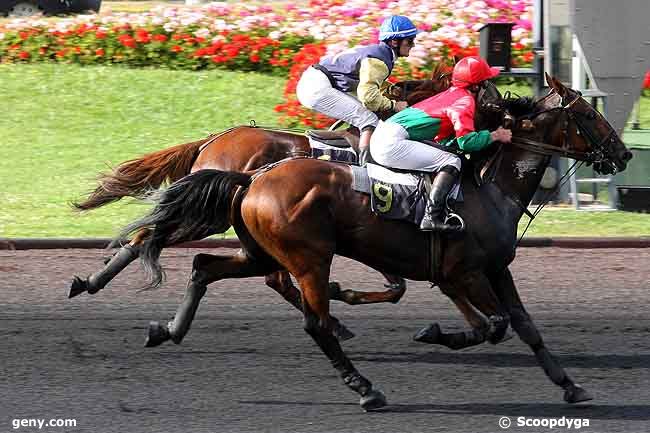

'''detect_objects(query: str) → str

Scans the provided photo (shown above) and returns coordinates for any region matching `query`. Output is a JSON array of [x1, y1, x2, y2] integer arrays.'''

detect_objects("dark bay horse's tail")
[[115, 169, 251, 288], [72, 138, 207, 211]]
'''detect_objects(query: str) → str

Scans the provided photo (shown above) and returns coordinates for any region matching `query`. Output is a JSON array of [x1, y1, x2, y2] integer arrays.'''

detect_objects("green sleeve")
[[456, 130, 493, 152]]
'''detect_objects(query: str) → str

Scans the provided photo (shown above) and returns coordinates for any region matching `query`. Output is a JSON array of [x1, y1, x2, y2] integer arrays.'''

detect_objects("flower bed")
[[0, 0, 536, 126]]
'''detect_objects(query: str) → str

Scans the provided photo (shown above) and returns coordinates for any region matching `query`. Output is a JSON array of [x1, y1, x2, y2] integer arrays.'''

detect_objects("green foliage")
[[0, 63, 284, 237]]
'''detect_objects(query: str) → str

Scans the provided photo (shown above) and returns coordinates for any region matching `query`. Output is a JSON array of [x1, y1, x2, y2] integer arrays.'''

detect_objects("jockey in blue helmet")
[[296, 15, 419, 165]]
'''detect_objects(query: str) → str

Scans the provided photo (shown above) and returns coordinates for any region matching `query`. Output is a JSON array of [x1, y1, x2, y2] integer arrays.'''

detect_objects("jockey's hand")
[[394, 101, 409, 112], [491, 127, 512, 143]]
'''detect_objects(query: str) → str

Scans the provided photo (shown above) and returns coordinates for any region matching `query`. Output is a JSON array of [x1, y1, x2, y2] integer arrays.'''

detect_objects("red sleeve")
[[444, 94, 476, 138]]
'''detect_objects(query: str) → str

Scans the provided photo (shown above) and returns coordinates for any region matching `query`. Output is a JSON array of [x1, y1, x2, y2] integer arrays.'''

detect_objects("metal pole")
[[533, 0, 545, 97]]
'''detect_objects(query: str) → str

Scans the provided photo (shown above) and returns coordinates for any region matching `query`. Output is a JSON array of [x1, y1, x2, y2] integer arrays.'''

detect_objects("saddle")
[[306, 129, 359, 149]]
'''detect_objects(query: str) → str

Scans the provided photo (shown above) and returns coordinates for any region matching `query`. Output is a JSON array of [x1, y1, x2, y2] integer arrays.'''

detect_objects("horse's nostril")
[[624, 151, 633, 162]]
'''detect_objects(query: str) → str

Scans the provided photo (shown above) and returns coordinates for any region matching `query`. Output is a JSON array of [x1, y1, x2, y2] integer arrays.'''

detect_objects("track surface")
[[2, 248, 650, 433]]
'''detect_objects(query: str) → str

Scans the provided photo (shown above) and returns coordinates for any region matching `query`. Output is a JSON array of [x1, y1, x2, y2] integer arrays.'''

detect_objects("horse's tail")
[[72, 138, 206, 211], [114, 169, 251, 288]]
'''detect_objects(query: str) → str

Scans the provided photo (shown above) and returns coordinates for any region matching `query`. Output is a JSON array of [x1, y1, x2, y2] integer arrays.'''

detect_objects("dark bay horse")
[[69, 67, 453, 331], [115, 75, 632, 410]]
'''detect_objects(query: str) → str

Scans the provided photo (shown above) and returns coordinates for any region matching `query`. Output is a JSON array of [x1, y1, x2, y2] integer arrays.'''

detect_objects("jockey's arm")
[[358, 58, 396, 113], [446, 95, 493, 152]]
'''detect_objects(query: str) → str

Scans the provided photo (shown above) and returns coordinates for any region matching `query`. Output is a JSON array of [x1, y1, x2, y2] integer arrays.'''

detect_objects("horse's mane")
[[497, 93, 536, 117]]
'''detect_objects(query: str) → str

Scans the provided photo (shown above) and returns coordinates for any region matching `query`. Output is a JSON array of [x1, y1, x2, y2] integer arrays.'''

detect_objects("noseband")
[[509, 90, 617, 172]]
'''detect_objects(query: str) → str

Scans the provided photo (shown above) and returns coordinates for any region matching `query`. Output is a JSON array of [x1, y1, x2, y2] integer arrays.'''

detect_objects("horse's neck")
[[492, 146, 550, 221]]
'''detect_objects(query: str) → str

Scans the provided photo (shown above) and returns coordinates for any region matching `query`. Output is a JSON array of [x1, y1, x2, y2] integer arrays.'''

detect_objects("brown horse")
[[114, 75, 632, 410], [69, 67, 453, 334]]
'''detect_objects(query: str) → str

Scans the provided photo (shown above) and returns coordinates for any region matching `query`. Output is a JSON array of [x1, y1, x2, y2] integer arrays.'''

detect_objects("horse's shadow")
[[350, 351, 650, 369], [238, 400, 650, 420]]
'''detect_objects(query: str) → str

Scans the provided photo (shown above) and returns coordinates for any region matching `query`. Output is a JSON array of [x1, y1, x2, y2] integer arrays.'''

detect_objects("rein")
[[494, 89, 610, 245]]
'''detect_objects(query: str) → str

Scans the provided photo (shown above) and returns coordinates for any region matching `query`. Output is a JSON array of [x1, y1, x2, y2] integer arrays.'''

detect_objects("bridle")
[[486, 87, 620, 243], [508, 89, 618, 172]]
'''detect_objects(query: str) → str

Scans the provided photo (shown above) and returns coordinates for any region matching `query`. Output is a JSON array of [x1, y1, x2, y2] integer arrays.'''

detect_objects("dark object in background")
[[617, 186, 650, 212], [0, 0, 101, 16], [479, 22, 515, 72]]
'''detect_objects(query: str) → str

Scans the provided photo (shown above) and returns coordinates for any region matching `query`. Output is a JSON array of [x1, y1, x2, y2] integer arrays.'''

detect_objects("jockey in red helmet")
[[296, 15, 419, 165], [370, 56, 513, 232]]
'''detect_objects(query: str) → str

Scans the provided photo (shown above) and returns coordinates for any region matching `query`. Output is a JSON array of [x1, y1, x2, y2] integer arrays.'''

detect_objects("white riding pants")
[[296, 66, 379, 131], [369, 120, 462, 172]]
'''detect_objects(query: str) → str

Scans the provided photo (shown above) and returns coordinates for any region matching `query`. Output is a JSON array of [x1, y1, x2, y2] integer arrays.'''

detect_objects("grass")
[[0, 63, 285, 238], [1, 63, 649, 238]]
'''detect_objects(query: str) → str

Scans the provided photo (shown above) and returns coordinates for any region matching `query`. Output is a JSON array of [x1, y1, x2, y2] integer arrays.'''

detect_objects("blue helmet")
[[378, 15, 420, 42]]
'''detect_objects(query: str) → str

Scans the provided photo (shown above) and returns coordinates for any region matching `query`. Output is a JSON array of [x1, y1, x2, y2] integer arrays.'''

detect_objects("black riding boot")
[[357, 146, 373, 166], [420, 166, 462, 232]]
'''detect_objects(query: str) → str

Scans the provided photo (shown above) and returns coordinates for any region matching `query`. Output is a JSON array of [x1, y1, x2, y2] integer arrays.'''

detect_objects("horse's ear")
[[545, 72, 554, 89], [551, 76, 569, 97]]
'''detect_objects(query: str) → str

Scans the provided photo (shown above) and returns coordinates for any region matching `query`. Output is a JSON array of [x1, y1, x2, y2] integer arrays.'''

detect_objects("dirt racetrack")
[[1, 247, 650, 433]]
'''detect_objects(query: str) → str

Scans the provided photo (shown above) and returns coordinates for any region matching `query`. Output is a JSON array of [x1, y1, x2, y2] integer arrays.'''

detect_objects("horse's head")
[[387, 63, 453, 105], [509, 74, 632, 175]]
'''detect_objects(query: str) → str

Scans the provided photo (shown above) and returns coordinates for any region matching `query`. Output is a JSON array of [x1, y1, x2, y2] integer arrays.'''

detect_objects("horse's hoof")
[[564, 384, 593, 404], [360, 389, 387, 411], [487, 315, 510, 344], [328, 282, 342, 301], [413, 323, 441, 344], [144, 321, 170, 347], [68, 276, 89, 298], [333, 323, 355, 341]]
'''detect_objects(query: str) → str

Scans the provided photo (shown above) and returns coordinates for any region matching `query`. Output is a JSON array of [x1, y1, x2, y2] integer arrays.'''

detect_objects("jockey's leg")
[[357, 126, 375, 166], [420, 165, 463, 232], [296, 66, 378, 166]]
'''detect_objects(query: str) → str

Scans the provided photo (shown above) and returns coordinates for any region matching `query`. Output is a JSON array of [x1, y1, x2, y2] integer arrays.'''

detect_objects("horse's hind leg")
[[265, 271, 354, 341], [294, 268, 386, 411], [328, 272, 407, 305], [69, 228, 149, 298], [145, 251, 275, 347], [493, 268, 592, 404]]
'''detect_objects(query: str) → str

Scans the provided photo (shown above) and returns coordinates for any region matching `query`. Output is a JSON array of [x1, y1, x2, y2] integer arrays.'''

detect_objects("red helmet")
[[452, 56, 500, 88]]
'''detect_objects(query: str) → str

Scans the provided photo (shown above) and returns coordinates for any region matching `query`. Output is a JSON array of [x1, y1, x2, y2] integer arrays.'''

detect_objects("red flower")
[[95, 30, 107, 39], [118, 35, 136, 49], [95, 48, 105, 56], [250, 54, 260, 63], [135, 29, 151, 44], [153, 34, 168, 42], [171, 45, 183, 53], [644, 71, 650, 90], [18, 51, 30, 59]]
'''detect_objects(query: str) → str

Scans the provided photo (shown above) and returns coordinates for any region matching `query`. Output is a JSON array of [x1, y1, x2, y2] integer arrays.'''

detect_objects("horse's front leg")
[[493, 267, 592, 403], [145, 251, 274, 347], [265, 270, 354, 341], [414, 272, 510, 349], [69, 228, 149, 298], [328, 273, 407, 305]]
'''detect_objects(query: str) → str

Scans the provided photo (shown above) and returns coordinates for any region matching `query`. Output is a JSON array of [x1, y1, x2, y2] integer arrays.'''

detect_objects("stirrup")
[[444, 212, 465, 232]]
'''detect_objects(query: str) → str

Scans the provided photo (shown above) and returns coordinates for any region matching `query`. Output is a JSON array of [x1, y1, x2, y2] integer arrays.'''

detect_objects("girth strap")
[[428, 232, 442, 285]]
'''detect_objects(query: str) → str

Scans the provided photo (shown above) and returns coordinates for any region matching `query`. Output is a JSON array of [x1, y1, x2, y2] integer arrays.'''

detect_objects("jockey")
[[296, 15, 418, 165], [369, 56, 513, 232]]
